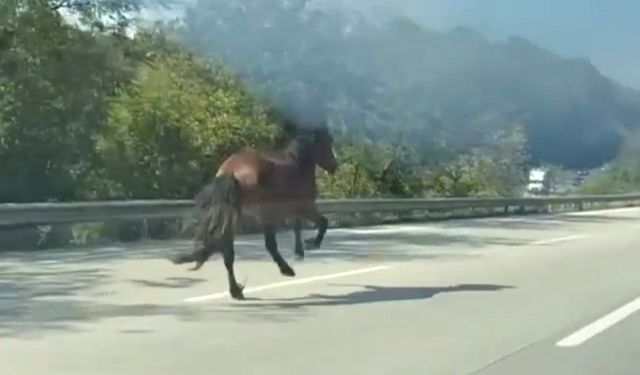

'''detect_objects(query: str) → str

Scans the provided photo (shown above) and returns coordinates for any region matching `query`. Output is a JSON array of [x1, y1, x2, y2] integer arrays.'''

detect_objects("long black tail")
[[172, 175, 241, 269], [197, 175, 241, 242]]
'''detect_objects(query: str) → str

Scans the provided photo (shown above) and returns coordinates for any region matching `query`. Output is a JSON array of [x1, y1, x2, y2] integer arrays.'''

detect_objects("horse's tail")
[[172, 175, 241, 270], [196, 175, 242, 243]]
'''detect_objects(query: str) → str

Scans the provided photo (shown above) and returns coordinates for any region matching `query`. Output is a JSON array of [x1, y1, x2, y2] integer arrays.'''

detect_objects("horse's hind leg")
[[171, 243, 216, 271], [301, 205, 328, 250], [222, 237, 244, 300], [191, 243, 215, 271], [293, 219, 305, 260], [264, 226, 295, 277]]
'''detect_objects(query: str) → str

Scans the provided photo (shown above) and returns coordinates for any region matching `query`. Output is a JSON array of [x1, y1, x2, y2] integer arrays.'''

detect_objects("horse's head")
[[289, 128, 337, 174], [281, 111, 338, 174], [310, 127, 338, 174]]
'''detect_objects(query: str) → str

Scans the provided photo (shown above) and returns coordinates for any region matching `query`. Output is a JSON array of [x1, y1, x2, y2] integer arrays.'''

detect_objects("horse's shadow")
[[234, 283, 514, 309]]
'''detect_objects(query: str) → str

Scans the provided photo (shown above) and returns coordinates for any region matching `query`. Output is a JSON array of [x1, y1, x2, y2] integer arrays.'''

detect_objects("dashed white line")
[[556, 296, 640, 347], [529, 235, 585, 246], [183, 265, 393, 303], [304, 249, 351, 255]]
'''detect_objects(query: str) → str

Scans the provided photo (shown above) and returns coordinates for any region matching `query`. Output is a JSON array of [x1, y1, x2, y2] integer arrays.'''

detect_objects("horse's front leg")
[[293, 218, 305, 260], [264, 225, 295, 277]]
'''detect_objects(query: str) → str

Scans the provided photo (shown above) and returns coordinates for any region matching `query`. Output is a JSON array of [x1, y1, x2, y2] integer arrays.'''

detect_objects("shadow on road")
[[8, 207, 631, 269], [0, 264, 207, 338], [233, 283, 515, 310], [0, 299, 205, 339], [0, 240, 191, 264], [2, 207, 633, 336], [129, 277, 206, 289]]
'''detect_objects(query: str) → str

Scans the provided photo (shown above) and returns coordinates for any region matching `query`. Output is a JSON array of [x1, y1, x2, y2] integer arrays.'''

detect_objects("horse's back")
[[213, 147, 318, 225], [216, 149, 307, 193], [216, 151, 269, 191]]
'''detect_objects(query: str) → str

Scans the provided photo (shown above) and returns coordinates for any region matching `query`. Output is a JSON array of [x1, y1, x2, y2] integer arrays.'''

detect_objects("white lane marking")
[[529, 235, 585, 246], [33, 260, 57, 264], [31, 296, 92, 302], [556, 296, 640, 347], [331, 226, 441, 235], [183, 265, 393, 303], [568, 206, 640, 216], [306, 249, 350, 254], [490, 217, 566, 225]]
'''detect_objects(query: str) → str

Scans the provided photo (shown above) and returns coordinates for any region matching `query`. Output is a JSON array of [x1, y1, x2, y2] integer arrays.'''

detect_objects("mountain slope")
[[180, 0, 640, 169]]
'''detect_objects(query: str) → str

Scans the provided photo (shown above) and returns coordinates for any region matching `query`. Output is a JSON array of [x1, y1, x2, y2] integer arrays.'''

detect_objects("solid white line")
[[183, 265, 393, 303], [556, 296, 640, 347], [529, 235, 585, 246]]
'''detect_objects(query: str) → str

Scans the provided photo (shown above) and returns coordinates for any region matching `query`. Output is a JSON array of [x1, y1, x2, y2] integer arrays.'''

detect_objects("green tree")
[[317, 138, 391, 198], [424, 124, 530, 197], [0, 1, 135, 202], [96, 31, 278, 199]]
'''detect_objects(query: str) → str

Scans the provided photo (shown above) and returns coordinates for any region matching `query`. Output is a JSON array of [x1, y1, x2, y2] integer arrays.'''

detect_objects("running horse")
[[172, 120, 338, 300]]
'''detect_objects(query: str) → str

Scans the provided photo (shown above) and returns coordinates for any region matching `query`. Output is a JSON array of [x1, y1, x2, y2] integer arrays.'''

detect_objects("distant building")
[[527, 168, 545, 192]]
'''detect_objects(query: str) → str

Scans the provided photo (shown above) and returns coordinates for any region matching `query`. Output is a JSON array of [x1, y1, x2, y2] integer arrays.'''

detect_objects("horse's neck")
[[278, 138, 307, 163], [281, 139, 318, 186], [299, 159, 317, 181]]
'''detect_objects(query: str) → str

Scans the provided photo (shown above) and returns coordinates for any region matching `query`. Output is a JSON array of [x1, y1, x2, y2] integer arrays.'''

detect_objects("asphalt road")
[[1, 207, 640, 375]]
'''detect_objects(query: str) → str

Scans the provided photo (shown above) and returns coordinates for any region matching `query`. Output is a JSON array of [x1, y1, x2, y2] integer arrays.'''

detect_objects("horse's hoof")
[[230, 291, 245, 300], [294, 253, 305, 261], [280, 265, 296, 277], [189, 260, 204, 271], [230, 285, 245, 300], [170, 254, 190, 265]]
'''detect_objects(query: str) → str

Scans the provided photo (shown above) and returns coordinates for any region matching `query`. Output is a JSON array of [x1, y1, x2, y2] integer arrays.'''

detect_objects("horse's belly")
[[240, 197, 302, 227]]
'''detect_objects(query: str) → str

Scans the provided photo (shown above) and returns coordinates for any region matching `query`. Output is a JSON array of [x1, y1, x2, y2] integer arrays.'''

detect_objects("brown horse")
[[172, 123, 338, 300]]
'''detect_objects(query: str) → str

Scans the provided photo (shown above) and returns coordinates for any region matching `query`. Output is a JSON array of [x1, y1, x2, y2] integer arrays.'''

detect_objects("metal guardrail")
[[1, 194, 639, 227]]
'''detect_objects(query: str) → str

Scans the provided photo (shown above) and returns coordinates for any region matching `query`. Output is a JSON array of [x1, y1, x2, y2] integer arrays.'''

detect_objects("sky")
[[143, 0, 640, 89], [351, 0, 640, 89]]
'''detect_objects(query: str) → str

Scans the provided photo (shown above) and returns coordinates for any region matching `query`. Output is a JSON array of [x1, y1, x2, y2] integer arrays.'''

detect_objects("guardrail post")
[[140, 219, 149, 239], [578, 202, 584, 211], [398, 210, 413, 221]]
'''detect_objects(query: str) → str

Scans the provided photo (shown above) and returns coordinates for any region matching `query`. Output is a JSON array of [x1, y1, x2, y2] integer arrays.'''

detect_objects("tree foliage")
[[579, 130, 640, 194], [2, 0, 639, 209], [0, 1, 134, 201], [96, 31, 278, 199]]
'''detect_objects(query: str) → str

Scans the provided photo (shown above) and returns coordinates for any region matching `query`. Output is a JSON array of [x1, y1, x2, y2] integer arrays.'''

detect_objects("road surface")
[[1, 207, 640, 375]]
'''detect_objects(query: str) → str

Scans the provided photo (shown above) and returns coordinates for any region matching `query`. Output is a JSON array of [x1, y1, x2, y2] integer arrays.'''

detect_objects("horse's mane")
[[260, 132, 315, 166], [261, 113, 327, 164], [236, 107, 327, 167]]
